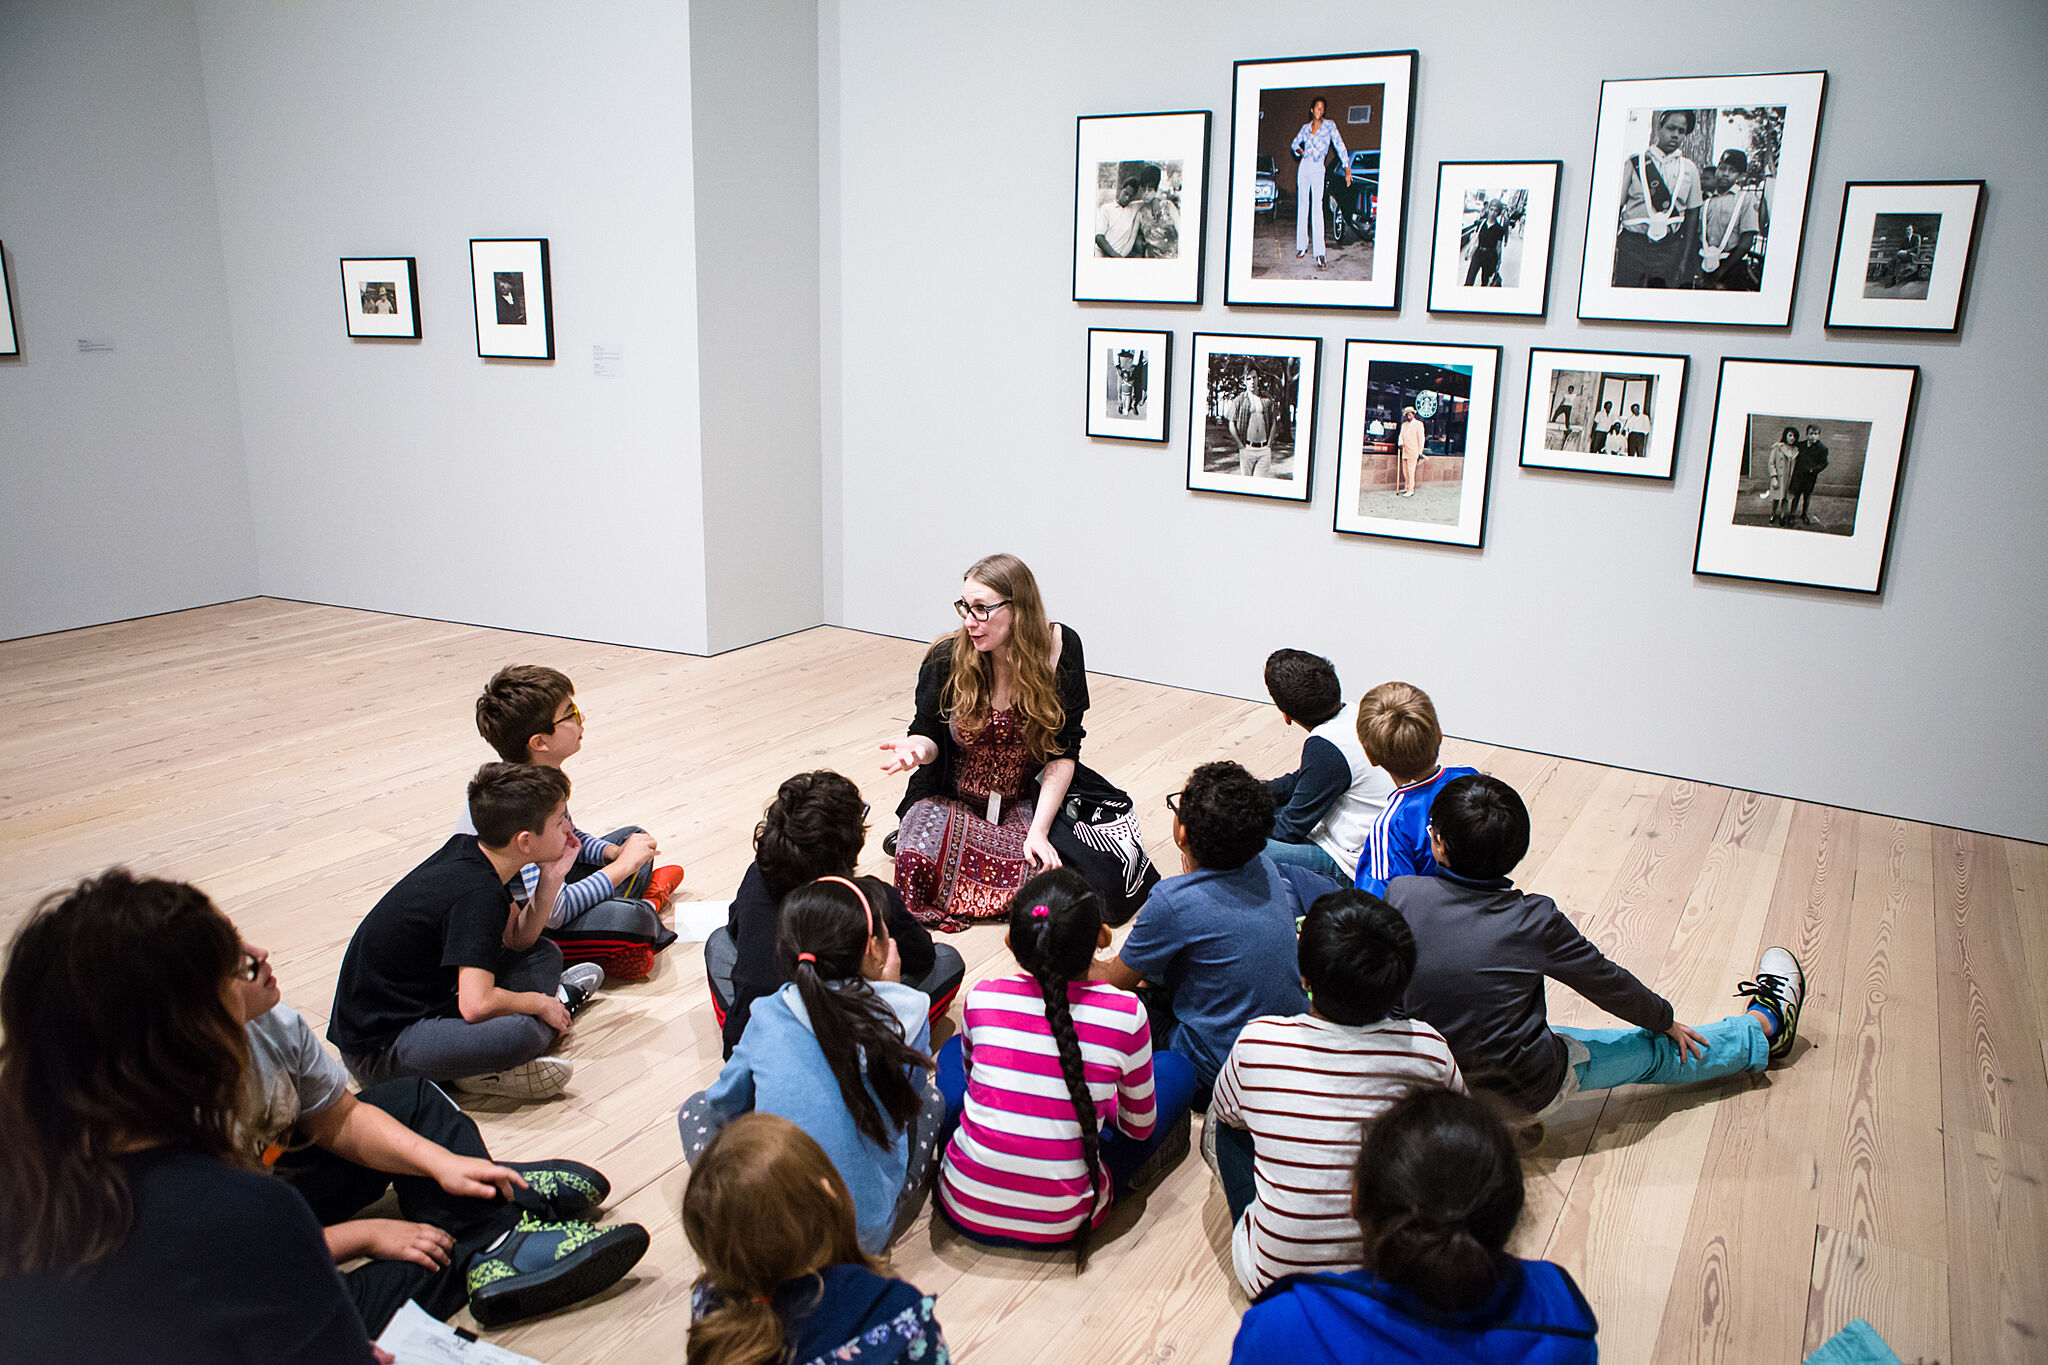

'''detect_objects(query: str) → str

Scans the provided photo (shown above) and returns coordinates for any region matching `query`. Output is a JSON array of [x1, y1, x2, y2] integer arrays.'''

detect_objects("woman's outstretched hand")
[[878, 738, 934, 775]]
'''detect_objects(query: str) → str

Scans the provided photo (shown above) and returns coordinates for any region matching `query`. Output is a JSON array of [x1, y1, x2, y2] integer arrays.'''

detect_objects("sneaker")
[[1736, 946, 1805, 1064], [507, 1160, 610, 1221], [558, 963, 604, 1016], [882, 829, 899, 858], [455, 1056, 572, 1101], [466, 1214, 650, 1327], [642, 864, 685, 910]]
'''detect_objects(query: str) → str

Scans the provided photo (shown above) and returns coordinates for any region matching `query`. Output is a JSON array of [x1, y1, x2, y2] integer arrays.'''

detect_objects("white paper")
[[670, 898, 731, 944], [375, 1301, 548, 1365], [592, 345, 623, 379]]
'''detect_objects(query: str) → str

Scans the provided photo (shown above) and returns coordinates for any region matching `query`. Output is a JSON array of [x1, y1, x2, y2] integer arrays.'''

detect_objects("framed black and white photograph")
[[1086, 328, 1171, 443], [470, 238, 553, 360], [1073, 111, 1211, 305], [1825, 180, 1986, 333], [1577, 71, 1826, 327], [1332, 339, 1501, 546], [339, 257, 420, 339], [1694, 358, 1919, 594], [1520, 347, 1689, 480], [0, 242, 17, 357], [1426, 160, 1562, 317], [1186, 331, 1321, 501], [1223, 50, 1417, 311]]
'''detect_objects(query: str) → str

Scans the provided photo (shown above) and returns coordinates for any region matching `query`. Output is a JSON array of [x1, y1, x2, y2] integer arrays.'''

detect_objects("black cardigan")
[[895, 626, 1089, 817]]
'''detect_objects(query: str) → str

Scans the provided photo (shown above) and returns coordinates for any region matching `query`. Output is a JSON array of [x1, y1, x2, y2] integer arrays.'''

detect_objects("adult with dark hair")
[[1389, 774, 1807, 1125], [1698, 149, 1763, 290], [678, 876, 939, 1254], [934, 870, 1196, 1267], [1206, 890, 1465, 1296], [1789, 422, 1830, 527], [329, 762, 603, 1102], [1094, 172, 1144, 258], [0, 870, 377, 1364], [1766, 424, 1801, 526], [880, 552, 1158, 932], [1613, 108, 1704, 289], [1095, 761, 1339, 1101], [1465, 199, 1510, 286], [1289, 94, 1353, 270], [683, 1114, 946, 1365], [1230, 1088, 1599, 1363], [1260, 648, 1393, 882], [706, 770, 963, 1058]]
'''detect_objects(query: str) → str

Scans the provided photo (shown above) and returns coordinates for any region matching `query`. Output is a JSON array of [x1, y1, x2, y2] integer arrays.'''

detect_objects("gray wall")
[[827, 0, 2048, 843], [0, 0, 257, 640]]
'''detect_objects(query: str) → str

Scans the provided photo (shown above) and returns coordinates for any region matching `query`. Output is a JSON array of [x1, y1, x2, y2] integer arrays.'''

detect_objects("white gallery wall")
[[0, 0, 258, 641], [826, 0, 2048, 843]]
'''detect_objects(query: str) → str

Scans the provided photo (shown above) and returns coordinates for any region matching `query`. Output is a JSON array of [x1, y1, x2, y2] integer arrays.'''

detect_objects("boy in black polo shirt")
[[330, 763, 600, 1101]]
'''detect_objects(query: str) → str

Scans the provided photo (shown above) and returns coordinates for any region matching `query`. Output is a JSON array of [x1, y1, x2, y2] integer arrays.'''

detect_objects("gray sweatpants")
[[346, 938, 565, 1086]]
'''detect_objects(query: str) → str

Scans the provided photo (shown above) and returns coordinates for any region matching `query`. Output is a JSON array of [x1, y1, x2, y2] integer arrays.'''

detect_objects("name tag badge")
[[986, 791, 1002, 824]]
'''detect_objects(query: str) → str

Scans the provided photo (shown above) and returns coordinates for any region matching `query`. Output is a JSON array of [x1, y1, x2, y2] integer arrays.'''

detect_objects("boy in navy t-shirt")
[[1260, 649, 1394, 883], [1352, 681, 1477, 897]]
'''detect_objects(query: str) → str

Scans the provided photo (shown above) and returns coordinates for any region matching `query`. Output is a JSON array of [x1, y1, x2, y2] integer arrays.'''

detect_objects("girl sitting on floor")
[[682, 1112, 948, 1365], [678, 875, 940, 1253], [934, 869, 1197, 1269]]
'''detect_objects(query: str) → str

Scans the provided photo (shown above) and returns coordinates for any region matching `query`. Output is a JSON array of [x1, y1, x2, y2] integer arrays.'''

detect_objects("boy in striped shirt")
[[1352, 681, 1477, 897], [1206, 888, 1463, 1295]]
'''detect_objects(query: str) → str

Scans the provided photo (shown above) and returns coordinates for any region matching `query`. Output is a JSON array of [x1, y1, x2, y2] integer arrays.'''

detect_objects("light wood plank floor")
[[2, 598, 2041, 1364]]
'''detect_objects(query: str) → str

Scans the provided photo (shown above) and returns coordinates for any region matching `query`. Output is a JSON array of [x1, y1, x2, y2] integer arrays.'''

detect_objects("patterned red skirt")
[[895, 796, 1034, 933]]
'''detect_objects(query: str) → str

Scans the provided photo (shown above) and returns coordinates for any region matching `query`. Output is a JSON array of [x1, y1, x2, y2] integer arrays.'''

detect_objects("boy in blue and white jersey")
[[1353, 681, 1477, 898]]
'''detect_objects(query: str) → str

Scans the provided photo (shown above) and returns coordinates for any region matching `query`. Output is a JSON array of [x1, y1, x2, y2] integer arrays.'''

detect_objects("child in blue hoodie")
[[1231, 1087, 1598, 1365], [678, 875, 940, 1253]]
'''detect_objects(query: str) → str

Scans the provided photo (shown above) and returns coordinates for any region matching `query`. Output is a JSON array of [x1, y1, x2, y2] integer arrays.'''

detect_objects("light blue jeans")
[[1546, 1011, 1769, 1115], [1262, 837, 1343, 882]]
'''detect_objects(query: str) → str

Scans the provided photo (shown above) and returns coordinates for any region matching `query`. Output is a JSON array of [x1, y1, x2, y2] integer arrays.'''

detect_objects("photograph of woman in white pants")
[[1290, 96, 1352, 269]]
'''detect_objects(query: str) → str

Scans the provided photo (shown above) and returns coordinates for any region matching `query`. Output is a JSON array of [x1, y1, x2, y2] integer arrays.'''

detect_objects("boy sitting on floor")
[[330, 763, 599, 1101], [1206, 888, 1464, 1296], [1260, 648, 1395, 883], [1093, 760, 1341, 1104], [1388, 774, 1806, 1126], [705, 769, 966, 1059], [467, 664, 681, 981], [1352, 680, 1478, 897]]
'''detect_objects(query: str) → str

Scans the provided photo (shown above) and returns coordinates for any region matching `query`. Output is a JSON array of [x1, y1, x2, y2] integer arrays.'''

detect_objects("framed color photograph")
[[1223, 50, 1418, 311], [1577, 71, 1826, 327], [1333, 339, 1502, 546], [1187, 331, 1321, 502], [1086, 328, 1171, 442], [0, 242, 17, 356], [1426, 160, 1562, 317], [1073, 111, 1211, 305], [1520, 347, 1689, 480], [1694, 358, 1919, 594], [1825, 180, 1986, 333], [339, 257, 421, 339], [470, 238, 553, 359]]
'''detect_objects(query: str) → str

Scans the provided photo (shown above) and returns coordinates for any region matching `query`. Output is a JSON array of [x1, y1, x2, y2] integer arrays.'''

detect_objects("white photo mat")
[[1186, 331, 1321, 501], [1333, 339, 1500, 546], [1072, 111, 1211, 304], [470, 238, 553, 359], [340, 257, 419, 339], [1085, 328, 1171, 443], [1825, 180, 1985, 332], [1427, 160, 1561, 317], [1519, 347, 1689, 480], [1694, 359, 1918, 593], [0, 243, 17, 355]]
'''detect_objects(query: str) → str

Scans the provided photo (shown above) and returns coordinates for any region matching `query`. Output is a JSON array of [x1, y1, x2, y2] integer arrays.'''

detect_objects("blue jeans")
[[1555, 1011, 1769, 1102], [1262, 837, 1342, 881]]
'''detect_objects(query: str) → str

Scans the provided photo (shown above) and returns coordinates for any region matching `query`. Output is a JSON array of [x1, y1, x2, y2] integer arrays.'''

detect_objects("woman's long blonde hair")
[[942, 553, 1066, 764]]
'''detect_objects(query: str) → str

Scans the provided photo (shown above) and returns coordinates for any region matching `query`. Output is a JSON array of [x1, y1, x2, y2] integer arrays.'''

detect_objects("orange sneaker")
[[642, 865, 685, 911]]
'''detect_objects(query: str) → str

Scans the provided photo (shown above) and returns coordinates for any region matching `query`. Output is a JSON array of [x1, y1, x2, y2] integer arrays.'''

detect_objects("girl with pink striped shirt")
[[934, 870, 1198, 1269]]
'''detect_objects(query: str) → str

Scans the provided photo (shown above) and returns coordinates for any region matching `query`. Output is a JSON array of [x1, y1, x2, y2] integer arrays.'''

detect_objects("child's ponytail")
[[1353, 1087, 1523, 1313]]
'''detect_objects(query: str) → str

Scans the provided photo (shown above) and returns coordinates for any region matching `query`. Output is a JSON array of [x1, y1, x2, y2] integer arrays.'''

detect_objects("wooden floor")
[[2, 598, 2042, 1364]]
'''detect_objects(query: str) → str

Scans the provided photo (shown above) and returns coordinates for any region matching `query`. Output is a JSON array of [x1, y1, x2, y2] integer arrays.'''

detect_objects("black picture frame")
[[339, 257, 422, 340], [1426, 160, 1563, 318], [1073, 111, 1212, 305], [1222, 50, 1418, 311], [1085, 328, 1172, 443], [1823, 180, 1987, 334], [1186, 330, 1322, 502], [1331, 338, 1503, 546], [0, 241, 18, 357], [470, 238, 553, 360], [1519, 346, 1690, 481]]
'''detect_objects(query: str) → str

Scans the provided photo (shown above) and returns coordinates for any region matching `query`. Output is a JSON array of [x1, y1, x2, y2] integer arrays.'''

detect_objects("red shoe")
[[565, 943, 656, 983], [642, 865, 685, 911]]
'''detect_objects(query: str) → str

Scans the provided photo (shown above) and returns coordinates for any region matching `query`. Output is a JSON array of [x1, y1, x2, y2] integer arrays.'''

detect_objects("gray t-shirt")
[[244, 1003, 352, 1156]]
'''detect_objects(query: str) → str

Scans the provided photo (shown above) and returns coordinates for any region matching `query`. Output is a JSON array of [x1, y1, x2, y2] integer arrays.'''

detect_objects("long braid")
[[1035, 972, 1105, 1272]]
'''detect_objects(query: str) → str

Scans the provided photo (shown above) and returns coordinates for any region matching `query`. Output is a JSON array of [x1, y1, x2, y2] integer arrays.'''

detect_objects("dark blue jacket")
[[1230, 1259, 1598, 1364]]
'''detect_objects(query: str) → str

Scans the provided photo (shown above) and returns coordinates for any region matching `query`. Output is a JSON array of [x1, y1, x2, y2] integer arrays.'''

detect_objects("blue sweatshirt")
[[1231, 1260, 1598, 1364]]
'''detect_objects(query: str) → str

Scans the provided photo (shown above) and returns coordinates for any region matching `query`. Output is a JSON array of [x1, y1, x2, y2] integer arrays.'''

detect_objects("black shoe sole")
[[469, 1224, 651, 1328], [1126, 1112, 1192, 1191], [512, 1159, 611, 1220]]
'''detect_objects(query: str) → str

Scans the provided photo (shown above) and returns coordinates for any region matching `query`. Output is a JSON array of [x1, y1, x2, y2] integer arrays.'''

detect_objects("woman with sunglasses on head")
[[879, 553, 1158, 933]]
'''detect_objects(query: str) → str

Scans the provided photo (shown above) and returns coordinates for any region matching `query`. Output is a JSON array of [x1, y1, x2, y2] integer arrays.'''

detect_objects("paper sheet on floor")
[[669, 898, 731, 943], [375, 1300, 548, 1364]]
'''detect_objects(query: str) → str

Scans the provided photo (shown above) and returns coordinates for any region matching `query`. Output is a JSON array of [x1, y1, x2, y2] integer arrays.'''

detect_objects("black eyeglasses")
[[1164, 791, 1183, 815], [953, 599, 1012, 623]]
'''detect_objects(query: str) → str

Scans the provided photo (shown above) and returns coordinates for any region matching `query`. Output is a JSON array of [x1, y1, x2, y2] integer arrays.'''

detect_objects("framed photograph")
[[1333, 339, 1502, 546], [1187, 331, 1321, 501], [1427, 160, 1562, 317], [1223, 50, 1418, 311], [470, 238, 553, 359], [1577, 71, 1826, 327], [339, 257, 420, 339], [1520, 347, 1689, 480], [1694, 358, 1920, 594], [1073, 111, 1211, 305], [0, 242, 17, 357], [1085, 329, 1171, 442], [1825, 180, 1986, 333]]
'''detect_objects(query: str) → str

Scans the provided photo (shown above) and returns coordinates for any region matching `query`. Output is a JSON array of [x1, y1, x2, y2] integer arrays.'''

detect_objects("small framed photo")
[[1223, 50, 1418, 311], [1086, 329, 1171, 443], [1073, 111, 1211, 305], [1333, 338, 1502, 546], [470, 238, 553, 359], [1578, 71, 1826, 327], [1426, 160, 1562, 317], [339, 257, 421, 339], [1693, 358, 1920, 595], [0, 242, 18, 356], [1520, 347, 1689, 481], [1187, 331, 1321, 502], [1825, 180, 1986, 333]]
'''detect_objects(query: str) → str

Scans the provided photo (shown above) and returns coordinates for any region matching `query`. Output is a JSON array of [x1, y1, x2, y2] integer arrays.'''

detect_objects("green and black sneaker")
[[466, 1214, 650, 1328], [507, 1160, 610, 1221]]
